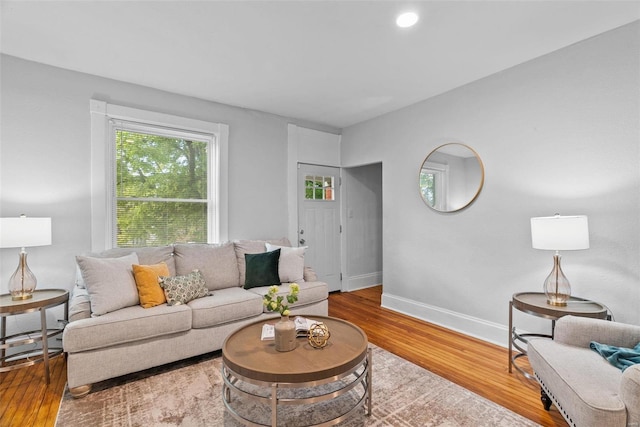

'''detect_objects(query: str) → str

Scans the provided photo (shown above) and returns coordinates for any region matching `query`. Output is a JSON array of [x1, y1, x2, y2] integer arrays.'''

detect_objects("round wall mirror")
[[419, 143, 484, 212]]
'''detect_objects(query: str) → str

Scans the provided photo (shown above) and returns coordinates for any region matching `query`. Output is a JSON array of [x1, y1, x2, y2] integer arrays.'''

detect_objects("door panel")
[[298, 164, 341, 292]]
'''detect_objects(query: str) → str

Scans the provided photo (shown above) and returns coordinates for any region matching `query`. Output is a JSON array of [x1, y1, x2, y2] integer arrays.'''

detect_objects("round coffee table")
[[222, 316, 371, 427]]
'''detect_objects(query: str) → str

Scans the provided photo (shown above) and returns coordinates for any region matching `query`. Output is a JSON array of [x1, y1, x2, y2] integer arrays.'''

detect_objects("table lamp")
[[0, 215, 52, 300], [530, 214, 589, 306]]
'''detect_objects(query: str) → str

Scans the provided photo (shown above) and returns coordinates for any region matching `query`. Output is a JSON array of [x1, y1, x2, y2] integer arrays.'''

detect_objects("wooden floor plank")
[[328, 286, 567, 426], [0, 285, 567, 426]]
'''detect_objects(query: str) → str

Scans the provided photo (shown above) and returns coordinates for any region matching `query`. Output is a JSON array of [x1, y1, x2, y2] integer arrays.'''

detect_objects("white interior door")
[[298, 164, 341, 292]]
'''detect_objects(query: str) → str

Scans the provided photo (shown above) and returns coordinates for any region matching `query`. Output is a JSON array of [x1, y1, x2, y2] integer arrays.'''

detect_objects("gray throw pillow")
[[265, 243, 306, 283], [76, 252, 140, 316]]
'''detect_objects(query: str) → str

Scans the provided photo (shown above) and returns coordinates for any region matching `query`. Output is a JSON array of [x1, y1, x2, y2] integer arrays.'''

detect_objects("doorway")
[[341, 163, 383, 293]]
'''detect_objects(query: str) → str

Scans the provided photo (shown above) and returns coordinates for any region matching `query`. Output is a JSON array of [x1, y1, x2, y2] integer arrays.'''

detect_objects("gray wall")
[[341, 22, 640, 344], [2, 21, 638, 346], [0, 54, 338, 331]]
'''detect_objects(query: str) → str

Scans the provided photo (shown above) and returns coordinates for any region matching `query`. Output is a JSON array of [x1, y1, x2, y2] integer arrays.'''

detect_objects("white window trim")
[[422, 161, 448, 211], [90, 100, 228, 251]]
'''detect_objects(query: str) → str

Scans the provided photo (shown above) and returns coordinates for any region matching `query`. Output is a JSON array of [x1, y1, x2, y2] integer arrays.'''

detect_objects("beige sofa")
[[62, 239, 328, 398], [528, 316, 640, 427]]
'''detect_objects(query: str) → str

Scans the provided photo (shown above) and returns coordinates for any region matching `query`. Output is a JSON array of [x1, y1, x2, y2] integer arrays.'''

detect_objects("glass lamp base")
[[8, 251, 37, 301], [543, 253, 571, 307], [546, 296, 568, 307]]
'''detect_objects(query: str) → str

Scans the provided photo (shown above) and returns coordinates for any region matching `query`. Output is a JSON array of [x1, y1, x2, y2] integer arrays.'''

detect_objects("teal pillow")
[[244, 249, 281, 289]]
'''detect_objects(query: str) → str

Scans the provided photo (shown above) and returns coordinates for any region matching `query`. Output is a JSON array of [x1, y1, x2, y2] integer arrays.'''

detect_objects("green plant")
[[263, 283, 300, 316]]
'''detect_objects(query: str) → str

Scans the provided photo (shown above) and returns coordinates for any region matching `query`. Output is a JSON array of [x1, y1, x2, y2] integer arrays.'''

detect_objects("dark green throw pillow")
[[244, 249, 281, 289]]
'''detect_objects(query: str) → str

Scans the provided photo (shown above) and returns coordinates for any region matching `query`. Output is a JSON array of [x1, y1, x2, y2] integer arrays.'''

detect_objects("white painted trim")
[[217, 124, 229, 243], [381, 292, 509, 348], [345, 272, 382, 292], [287, 124, 299, 245], [90, 100, 228, 250], [89, 100, 110, 252]]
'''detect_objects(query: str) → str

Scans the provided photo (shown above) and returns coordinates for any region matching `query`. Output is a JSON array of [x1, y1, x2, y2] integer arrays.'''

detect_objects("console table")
[[0, 289, 69, 384], [508, 292, 608, 379]]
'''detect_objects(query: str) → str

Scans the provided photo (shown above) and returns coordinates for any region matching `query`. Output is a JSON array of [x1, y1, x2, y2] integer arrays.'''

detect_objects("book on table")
[[261, 317, 321, 341]]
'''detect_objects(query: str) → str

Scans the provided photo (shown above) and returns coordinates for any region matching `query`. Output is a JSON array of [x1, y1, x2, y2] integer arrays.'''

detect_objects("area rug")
[[55, 345, 539, 426]]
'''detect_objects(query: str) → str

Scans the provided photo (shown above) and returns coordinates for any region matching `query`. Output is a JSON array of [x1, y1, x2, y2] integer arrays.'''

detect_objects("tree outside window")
[[304, 175, 334, 201], [115, 128, 209, 247], [420, 170, 436, 208]]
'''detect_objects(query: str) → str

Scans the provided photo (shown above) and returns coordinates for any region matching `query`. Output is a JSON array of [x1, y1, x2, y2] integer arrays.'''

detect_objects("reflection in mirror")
[[419, 143, 484, 212]]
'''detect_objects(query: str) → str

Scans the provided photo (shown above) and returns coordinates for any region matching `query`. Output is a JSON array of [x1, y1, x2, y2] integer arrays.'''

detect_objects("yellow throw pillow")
[[132, 262, 170, 308]]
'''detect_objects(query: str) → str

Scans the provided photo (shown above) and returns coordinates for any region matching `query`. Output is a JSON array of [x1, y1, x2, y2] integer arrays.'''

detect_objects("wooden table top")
[[0, 289, 68, 315], [512, 292, 608, 320], [222, 316, 368, 384]]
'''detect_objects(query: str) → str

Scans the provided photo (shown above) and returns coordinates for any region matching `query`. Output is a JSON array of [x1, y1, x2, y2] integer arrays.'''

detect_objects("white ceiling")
[[1, 1, 639, 129]]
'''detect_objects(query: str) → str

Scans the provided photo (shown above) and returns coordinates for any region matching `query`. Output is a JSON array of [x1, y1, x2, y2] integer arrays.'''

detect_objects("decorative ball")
[[308, 322, 331, 349]]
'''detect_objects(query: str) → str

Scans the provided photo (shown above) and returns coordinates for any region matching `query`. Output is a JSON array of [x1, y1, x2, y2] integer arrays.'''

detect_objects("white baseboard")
[[345, 272, 382, 292], [381, 292, 509, 348]]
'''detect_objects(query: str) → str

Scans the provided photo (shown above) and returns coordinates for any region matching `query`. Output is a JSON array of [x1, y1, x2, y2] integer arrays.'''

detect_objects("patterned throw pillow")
[[159, 270, 210, 306]]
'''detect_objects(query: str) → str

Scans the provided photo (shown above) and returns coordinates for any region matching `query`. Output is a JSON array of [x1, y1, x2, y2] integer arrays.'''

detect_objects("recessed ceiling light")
[[396, 12, 419, 28]]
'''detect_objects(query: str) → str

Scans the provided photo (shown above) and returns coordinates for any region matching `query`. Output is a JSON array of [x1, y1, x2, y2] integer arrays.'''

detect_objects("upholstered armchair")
[[528, 315, 640, 427]]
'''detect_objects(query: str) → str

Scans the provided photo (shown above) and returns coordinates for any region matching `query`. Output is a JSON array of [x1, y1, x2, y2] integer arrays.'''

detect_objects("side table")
[[1, 289, 69, 384], [508, 292, 607, 379]]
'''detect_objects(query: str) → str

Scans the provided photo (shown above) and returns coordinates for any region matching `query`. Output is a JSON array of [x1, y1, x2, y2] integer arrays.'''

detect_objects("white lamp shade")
[[0, 217, 52, 248], [531, 215, 589, 251]]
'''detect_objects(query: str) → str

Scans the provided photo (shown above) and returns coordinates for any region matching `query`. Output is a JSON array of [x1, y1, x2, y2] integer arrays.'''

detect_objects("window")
[[114, 122, 211, 247], [419, 162, 447, 211], [90, 101, 228, 251], [304, 175, 335, 201], [419, 170, 437, 207]]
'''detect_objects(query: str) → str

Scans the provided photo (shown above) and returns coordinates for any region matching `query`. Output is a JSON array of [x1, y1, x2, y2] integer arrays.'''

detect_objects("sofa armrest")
[[621, 364, 640, 426], [68, 285, 92, 322], [303, 266, 318, 282], [554, 315, 640, 349]]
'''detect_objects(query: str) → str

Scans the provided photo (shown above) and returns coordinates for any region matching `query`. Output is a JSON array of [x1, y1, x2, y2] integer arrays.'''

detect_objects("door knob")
[[299, 239, 306, 245]]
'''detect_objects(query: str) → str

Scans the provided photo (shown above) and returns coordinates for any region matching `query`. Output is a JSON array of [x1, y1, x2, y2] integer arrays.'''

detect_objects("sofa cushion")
[[244, 249, 281, 289], [528, 338, 626, 427], [174, 243, 240, 290], [132, 262, 169, 308], [76, 252, 140, 316], [234, 238, 290, 286], [188, 287, 264, 328], [98, 245, 176, 275], [265, 243, 306, 283], [63, 303, 192, 353], [159, 270, 210, 305], [247, 281, 328, 313]]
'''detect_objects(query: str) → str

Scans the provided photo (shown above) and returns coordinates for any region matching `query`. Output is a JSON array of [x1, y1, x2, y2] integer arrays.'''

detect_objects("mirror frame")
[[419, 143, 485, 213]]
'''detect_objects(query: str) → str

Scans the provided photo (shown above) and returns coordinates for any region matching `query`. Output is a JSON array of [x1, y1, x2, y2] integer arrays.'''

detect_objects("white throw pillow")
[[265, 243, 307, 283], [76, 252, 140, 316]]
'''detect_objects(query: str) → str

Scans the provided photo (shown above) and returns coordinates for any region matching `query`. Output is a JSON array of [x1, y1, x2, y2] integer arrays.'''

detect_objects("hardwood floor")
[[1, 285, 567, 426], [0, 355, 66, 427], [328, 286, 567, 426]]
